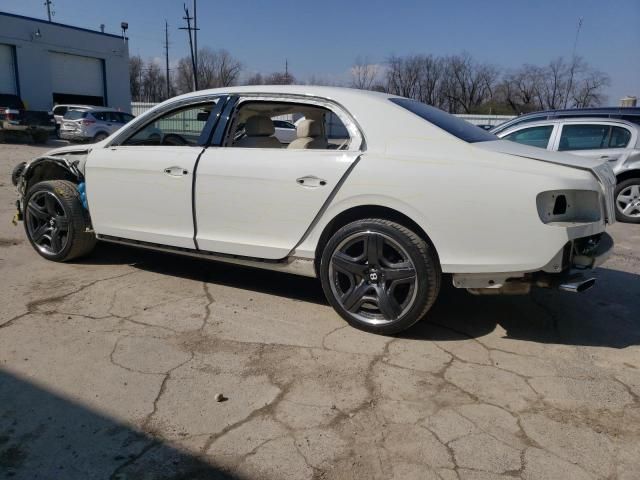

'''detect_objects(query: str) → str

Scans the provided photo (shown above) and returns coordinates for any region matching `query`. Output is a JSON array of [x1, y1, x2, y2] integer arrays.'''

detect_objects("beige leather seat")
[[234, 116, 282, 148], [287, 119, 328, 149]]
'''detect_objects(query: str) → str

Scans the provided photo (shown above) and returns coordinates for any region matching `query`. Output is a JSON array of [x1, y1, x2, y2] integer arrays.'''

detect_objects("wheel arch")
[[313, 204, 440, 275], [20, 157, 82, 197], [616, 169, 640, 184]]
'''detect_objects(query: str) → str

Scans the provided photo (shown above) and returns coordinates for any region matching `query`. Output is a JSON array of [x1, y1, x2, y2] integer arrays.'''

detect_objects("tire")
[[23, 180, 96, 262], [614, 178, 640, 223], [32, 130, 49, 144], [320, 219, 441, 335], [93, 132, 108, 142]]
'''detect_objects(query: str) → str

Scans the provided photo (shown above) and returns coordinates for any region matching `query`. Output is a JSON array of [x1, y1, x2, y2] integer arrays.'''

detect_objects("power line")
[[179, 3, 199, 91], [564, 16, 584, 108], [164, 20, 171, 99]]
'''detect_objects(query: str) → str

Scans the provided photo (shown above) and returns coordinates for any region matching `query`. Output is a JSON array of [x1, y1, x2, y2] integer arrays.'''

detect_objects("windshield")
[[390, 98, 497, 143]]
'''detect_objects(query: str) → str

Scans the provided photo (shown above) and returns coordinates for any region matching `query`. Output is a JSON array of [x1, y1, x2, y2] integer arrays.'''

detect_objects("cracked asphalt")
[[1, 142, 640, 480]]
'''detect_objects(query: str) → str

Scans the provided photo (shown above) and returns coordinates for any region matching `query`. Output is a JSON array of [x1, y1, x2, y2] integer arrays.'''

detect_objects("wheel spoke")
[[366, 234, 384, 266], [27, 202, 49, 220], [382, 262, 416, 282], [373, 285, 402, 320], [623, 203, 637, 215], [341, 281, 371, 312], [50, 228, 63, 252], [31, 223, 50, 243], [332, 251, 367, 276], [630, 185, 640, 197], [44, 194, 58, 215], [55, 215, 69, 230]]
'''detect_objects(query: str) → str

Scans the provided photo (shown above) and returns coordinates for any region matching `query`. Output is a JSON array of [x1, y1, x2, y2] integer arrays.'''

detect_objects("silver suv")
[[496, 118, 640, 223], [59, 108, 135, 143]]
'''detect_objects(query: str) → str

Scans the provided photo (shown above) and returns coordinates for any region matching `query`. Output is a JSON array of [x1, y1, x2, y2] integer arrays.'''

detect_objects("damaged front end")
[[12, 148, 89, 223]]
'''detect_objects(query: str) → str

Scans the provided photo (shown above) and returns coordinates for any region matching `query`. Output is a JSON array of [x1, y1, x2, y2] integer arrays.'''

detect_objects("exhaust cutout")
[[558, 277, 596, 293]]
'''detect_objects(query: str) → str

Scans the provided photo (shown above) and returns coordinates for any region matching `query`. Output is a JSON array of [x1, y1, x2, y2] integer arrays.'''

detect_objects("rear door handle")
[[296, 175, 327, 188], [164, 166, 189, 176]]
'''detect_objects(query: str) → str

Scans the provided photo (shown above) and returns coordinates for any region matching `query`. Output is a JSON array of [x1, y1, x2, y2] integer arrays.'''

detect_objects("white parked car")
[[12, 86, 616, 334], [495, 118, 640, 223]]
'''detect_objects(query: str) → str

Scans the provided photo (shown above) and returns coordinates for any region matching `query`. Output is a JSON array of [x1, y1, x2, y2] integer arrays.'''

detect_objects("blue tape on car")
[[77, 182, 88, 209]]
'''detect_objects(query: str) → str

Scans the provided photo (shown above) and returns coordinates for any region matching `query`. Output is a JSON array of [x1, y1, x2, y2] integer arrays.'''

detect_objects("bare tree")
[[263, 71, 296, 85], [441, 54, 499, 113], [572, 68, 610, 107], [174, 48, 241, 93], [351, 56, 379, 90], [140, 62, 167, 102], [129, 55, 144, 101], [245, 72, 264, 85]]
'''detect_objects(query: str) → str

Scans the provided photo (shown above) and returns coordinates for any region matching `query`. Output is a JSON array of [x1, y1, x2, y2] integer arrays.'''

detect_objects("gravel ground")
[[1, 141, 639, 480]]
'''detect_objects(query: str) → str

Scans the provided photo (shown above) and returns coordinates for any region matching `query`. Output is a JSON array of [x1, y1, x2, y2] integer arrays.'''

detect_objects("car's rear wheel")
[[24, 180, 96, 261], [320, 219, 441, 334], [93, 132, 108, 142], [615, 178, 640, 223]]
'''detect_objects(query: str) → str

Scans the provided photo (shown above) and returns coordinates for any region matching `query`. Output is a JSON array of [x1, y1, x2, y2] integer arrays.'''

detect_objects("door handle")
[[296, 175, 327, 188], [164, 166, 189, 176]]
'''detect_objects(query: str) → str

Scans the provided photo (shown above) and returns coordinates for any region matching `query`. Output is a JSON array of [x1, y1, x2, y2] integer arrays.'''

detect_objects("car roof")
[[503, 117, 639, 129]]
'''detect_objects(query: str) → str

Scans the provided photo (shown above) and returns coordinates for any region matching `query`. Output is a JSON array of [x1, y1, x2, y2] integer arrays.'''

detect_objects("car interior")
[[226, 101, 350, 150]]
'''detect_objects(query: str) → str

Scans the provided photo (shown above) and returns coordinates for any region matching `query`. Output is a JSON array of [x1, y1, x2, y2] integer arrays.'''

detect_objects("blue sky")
[[3, 0, 639, 102]]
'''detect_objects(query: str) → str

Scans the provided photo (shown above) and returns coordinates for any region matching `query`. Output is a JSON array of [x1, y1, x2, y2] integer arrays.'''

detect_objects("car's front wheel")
[[93, 132, 108, 142], [615, 178, 640, 223], [320, 219, 441, 334], [24, 180, 96, 261]]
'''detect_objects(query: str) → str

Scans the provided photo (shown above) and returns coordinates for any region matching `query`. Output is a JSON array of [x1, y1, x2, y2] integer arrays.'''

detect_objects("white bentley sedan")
[[13, 86, 616, 334]]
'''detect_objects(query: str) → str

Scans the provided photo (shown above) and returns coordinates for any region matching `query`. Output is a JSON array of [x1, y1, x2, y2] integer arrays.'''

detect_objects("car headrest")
[[245, 116, 275, 136], [296, 119, 322, 138]]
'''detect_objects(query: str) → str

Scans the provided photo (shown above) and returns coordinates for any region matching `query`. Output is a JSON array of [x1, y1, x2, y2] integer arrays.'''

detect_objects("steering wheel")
[[162, 134, 188, 146]]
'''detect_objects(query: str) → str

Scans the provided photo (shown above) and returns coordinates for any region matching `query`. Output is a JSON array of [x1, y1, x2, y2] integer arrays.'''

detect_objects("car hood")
[[476, 140, 605, 170]]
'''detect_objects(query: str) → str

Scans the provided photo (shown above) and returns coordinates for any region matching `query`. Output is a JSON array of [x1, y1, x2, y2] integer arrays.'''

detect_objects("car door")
[[85, 98, 223, 248], [194, 98, 363, 259], [553, 122, 635, 165]]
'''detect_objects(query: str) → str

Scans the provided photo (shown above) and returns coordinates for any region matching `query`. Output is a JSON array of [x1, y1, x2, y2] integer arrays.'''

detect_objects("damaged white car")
[[12, 86, 616, 334]]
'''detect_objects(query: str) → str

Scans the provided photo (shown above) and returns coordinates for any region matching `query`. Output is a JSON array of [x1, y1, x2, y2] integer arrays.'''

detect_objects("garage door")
[[0, 44, 17, 94], [50, 51, 104, 105]]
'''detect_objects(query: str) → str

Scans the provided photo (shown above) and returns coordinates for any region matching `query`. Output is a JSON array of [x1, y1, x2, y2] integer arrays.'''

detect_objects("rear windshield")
[[390, 98, 497, 143], [64, 110, 87, 120]]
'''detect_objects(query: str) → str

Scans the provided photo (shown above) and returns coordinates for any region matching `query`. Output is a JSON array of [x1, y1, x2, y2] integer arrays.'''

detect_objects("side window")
[[558, 124, 609, 151], [92, 111, 108, 122], [228, 100, 352, 150], [503, 125, 554, 149], [609, 126, 631, 148], [122, 102, 215, 146], [53, 106, 67, 116], [107, 112, 121, 123]]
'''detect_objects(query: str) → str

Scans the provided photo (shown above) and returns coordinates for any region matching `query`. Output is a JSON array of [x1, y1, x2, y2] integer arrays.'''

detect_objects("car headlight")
[[536, 190, 601, 224]]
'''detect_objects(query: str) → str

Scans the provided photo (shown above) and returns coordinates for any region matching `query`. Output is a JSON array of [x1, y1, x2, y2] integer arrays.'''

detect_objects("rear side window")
[[64, 110, 87, 120], [390, 98, 496, 143], [609, 126, 632, 148], [92, 111, 108, 121], [558, 124, 631, 151], [503, 125, 554, 149]]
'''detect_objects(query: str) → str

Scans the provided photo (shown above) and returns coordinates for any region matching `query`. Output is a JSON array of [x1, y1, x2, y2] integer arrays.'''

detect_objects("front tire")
[[320, 219, 441, 334], [93, 132, 108, 142], [614, 178, 640, 223], [24, 180, 96, 261]]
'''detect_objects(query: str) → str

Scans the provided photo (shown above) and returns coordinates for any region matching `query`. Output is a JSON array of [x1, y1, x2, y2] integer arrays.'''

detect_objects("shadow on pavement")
[[79, 242, 640, 349], [0, 369, 240, 480]]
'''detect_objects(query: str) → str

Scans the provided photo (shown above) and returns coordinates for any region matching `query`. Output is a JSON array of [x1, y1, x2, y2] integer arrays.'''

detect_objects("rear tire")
[[93, 132, 108, 142], [24, 180, 96, 262], [320, 218, 441, 335], [614, 178, 640, 223]]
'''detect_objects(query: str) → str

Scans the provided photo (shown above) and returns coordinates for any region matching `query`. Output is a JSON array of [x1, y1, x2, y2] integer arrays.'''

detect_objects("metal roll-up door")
[[0, 44, 17, 94], [50, 51, 104, 105]]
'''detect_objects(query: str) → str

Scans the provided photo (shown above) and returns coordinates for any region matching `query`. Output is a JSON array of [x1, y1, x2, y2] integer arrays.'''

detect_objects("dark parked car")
[[491, 107, 640, 136], [0, 94, 55, 143]]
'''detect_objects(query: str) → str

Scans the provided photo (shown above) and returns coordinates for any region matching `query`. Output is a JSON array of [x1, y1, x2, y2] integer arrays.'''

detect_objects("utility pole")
[[180, 4, 198, 91], [44, 0, 53, 22], [193, 0, 198, 87], [164, 20, 171, 99], [564, 17, 584, 109]]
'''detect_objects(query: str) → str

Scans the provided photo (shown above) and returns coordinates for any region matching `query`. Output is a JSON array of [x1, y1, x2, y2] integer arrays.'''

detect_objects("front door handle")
[[296, 175, 327, 188], [164, 166, 189, 176]]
